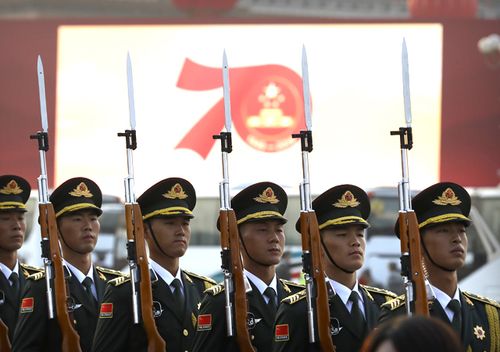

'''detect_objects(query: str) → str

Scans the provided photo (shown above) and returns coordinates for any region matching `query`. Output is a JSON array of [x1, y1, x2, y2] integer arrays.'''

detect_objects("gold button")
[[183, 329, 189, 336], [251, 335, 255, 340]]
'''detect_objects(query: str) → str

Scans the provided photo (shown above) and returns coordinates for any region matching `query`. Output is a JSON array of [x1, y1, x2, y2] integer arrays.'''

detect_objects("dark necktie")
[[171, 278, 185, 314], [264, 287, 277, 315], [9, 272, 20, 298], [448, 299, 462, 336], [349, 291, 366, 334], [82, 276, 97, 308]]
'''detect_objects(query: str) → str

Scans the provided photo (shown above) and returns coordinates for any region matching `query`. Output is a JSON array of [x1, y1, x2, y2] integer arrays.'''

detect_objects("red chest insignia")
[[275, 324, 289, 341], [20, 297, 34, 314], [197, 314, 212, 331], [99, 303, 113, 318]]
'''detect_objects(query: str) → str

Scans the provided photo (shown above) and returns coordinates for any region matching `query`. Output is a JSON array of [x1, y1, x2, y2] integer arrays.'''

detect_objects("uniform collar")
[[0, 261, 19, 281], [244, 269, 277, 302], [430, 283, 461, 322], [150, 258, 183, 288], [64, 259, 94, 284]]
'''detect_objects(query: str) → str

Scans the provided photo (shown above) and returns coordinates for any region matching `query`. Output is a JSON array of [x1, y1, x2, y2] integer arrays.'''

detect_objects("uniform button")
[[251, 335, 255, 340], [183, 329, 189, 336]]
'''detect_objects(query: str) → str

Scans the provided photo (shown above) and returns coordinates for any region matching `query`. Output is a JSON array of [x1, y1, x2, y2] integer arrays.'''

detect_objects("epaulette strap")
[[381, 294, 405, 311], [109, 276, 130, 286], [279, 278, 304, 289], [463, 291, 500, 309], [204, 283, 224, 296], [183, 270, 217, 285], [281, 290, 307, 305], [362, 285, 398, 299], [485, 304, 499, 352], [27, 271, 46, 281], [96, 266, 125, 277], [20, 263, 43, 272]]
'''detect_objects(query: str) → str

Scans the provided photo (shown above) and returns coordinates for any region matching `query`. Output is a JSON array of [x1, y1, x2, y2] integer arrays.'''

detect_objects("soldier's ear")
[[143, 221, 152, 239]]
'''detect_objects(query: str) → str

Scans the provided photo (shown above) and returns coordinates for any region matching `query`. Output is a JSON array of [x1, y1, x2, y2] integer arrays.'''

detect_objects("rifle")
[[390, 39, 429, 316], [292, 46, 335, 351], [118, 52, 166, 352], [0, 318, 11, 351], [30, 55, 82, 351], [213, 51, 255, 352]]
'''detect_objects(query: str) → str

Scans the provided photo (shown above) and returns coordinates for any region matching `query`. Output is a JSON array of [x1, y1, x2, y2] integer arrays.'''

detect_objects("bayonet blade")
[[222, 50, 232, 133], [37, 55, 49, 132], [402, 38, 412, 126], [127, 52, 137, 130], [302, 45, 312, 131]]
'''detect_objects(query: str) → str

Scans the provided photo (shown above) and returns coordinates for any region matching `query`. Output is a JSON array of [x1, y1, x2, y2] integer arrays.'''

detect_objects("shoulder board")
[[381, 294, 406, 311], [281, 290, 307, 305], [183, 270, 217, 285], [96, 266, 125, 277], [362, 285, 398, 299], [463, 291, 500, 309], [109, 276, 131, 287], [204, 283, 225, 296], [279, 278, 305, 294], [20, 263, 43, 273], [27, 271, 46, 281]]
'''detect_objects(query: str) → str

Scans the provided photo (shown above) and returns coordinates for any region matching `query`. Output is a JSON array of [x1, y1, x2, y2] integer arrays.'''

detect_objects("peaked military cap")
[[231, 182, 288, 225], [0, 175, 31, 212], [411, 182, 471, 230], [50, 177, 103, 218], [301, 184, 370, 231], [137, 177, 196, 220]]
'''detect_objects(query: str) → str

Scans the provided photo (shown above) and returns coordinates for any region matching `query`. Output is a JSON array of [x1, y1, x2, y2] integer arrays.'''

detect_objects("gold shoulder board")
[[381, 294, 406, 311], [282, 290, 307, 305], [183, 270, 217, 285], [463, 291, 500, 309], [362, 285, 398, 299], [27, 271, 46, 281], [204, 283, 225, 296], [109, 276, 131, 286], [96, 266, 125, 277]]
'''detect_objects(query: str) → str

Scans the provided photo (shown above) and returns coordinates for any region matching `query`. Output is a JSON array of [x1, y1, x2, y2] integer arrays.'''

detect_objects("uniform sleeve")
[[12, 280, 49, 352], [192, 293, 231, 352], [92, 284, 130, 352], [272, 301, 309, 352]]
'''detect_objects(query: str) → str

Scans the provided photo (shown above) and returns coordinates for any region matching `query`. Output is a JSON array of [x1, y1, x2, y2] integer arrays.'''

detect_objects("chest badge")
[[152, 301, 163, 318], [473, 325, 486, 340], [330, 318, 343, 336]]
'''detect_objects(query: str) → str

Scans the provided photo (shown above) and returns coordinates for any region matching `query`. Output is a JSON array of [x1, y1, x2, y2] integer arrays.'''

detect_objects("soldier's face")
[[422, 222, 468, 271], [321, 225, 366, 272], [0, 211, 26, 251], [58, 210, 100, 255], [145, 216, 191, 259], [239, 220, 285, 267]]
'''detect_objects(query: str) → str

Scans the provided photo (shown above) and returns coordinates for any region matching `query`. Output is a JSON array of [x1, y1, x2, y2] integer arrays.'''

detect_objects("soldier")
[[273, 185, 396, 352], [12, 177, 123, 352], [92, 177, 216, 352], [192, 182, 304, 352], [379, 182, 500, 351], [0, 175, 42, 344]]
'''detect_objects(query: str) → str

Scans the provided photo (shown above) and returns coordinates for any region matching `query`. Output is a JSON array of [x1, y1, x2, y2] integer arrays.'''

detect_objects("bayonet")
[[302, 45, 312, 131], [127, 52, 137, 130], [37, 55, 49, 133], [402, 39, 412, 127], [222, 50, 232, 133]]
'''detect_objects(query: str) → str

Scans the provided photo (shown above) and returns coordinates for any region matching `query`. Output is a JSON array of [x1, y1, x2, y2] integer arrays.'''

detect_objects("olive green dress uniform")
[[379, 291, 500, 352], [379, 182, 500, 352], [0, 263, 42, 342], [0, 175, 43, 342], [192, 278, 303, 352], [10, 177, 123, 352], [12, 266, 123, 352], [92, 270, 215, 352], [273, 285, 396, 352], [272, 184, 396, 352]]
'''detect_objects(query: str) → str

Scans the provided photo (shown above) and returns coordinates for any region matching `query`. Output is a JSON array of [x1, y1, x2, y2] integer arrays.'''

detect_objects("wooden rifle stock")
[[398, 211, 429, 316], [0, 319, 11, 352], [124, 204, 166, 352], [40, 203, 82, 352], [219, 209, 255, 352], [299, 212, 335, 351]]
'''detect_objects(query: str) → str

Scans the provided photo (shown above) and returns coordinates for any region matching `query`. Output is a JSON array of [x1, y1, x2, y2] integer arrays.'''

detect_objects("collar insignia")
[[432, 188, 461, 206], [69, 182, 93, 198], [333, 191, 360, 208], [254, 187, 279, 204], [473, 325, 486, 340], [0, 180, 23, 195], [163, 183, 188, 200]]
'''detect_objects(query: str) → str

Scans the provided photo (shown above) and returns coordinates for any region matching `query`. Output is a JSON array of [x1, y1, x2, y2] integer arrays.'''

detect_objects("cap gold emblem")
[[163, 183, 188, 200], [473, 325, 486, 340], [69, 182, 93, 198], [333, 191, 360, 208], [0, 180, 23, 195], [432, 187, 462, 206], [254, 187, 279, 204]]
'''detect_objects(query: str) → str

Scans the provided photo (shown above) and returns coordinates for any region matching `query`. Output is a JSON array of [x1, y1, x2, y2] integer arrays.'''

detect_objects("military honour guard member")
[[192, 182, 304, 352], [273, 185, 396, 352], [12, 177, 123, 352], [0, 175, 42, 344], [92, 177, 216, 352], [379, 182, 500, 352]]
